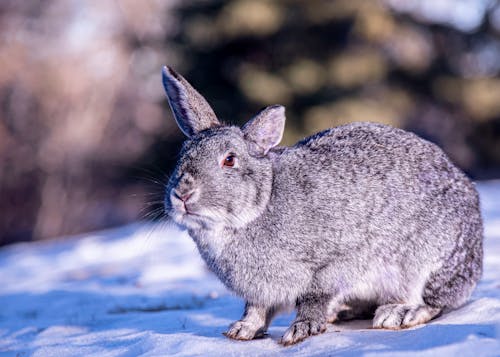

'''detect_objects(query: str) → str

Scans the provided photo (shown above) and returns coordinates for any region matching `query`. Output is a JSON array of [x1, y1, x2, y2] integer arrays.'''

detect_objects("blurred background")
[[1, 0, 500, 246]]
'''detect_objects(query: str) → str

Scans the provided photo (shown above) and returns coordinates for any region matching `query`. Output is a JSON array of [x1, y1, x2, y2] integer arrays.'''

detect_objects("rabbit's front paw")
[[223, 320, 266, 341], [373, 304, 441, 329], [280, 319, 326, 346]]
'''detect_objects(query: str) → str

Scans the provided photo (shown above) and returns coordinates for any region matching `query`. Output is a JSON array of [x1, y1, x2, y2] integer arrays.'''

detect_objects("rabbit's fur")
[[162, 66, 483, 345]]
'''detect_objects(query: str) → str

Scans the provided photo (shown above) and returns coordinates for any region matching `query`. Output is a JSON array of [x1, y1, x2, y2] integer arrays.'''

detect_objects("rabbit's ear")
[[162, 66, 220, 137], [242, 105, 285, 156]]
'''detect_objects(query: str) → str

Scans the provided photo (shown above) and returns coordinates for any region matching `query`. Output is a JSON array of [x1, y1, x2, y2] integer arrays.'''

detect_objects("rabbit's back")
[[268, 122, 481, 271]]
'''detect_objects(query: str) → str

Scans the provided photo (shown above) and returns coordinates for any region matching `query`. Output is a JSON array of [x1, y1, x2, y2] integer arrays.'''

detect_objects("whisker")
[[142, 200, 165, 206], [140, 207, 165, 221]]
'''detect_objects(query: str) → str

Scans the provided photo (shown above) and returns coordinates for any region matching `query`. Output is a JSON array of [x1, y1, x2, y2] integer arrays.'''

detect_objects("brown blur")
[[1, 0, 500, 245]]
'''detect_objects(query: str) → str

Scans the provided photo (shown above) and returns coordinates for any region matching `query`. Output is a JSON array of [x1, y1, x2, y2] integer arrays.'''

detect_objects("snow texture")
[[1, 182, 499, 356]]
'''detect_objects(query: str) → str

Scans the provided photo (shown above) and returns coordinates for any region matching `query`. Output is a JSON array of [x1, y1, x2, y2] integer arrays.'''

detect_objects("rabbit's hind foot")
[[373, 304, 441, 329]]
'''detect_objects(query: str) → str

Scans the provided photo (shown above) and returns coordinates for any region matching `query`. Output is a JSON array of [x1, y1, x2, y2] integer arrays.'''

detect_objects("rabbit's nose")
[[172, 189, 194, 202]]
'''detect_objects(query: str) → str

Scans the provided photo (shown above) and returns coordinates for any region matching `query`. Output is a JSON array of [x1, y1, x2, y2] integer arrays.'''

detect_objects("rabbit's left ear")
[[242, 105, 286, 156], [162, 66, 220, 137]]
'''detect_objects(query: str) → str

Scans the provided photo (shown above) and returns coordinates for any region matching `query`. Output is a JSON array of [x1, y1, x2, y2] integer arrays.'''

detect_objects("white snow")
[[1, 182, 500, 356]]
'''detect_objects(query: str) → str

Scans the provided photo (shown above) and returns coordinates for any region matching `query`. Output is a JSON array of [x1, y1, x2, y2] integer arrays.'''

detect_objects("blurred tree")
[[168, 0, 500, 176], [0, 1, 180, 245], [1, 0, 499, 245]]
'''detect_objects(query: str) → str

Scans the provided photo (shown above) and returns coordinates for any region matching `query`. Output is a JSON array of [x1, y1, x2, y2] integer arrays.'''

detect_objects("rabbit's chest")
[[191, 228, 311, 305], [225, 242, 311, 305]]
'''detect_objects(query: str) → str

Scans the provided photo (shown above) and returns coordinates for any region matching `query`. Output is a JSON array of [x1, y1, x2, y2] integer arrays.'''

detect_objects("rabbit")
[[161, 65, 483, 346]]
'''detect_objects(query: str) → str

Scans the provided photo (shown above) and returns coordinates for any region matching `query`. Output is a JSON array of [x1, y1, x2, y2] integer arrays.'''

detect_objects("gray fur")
[[162, 67, 483, 345]]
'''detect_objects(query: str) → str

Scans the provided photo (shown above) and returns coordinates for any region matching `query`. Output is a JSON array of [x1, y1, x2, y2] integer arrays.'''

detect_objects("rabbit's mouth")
[[166, 187, 229, 229], [167, 196, 216, 229], [172, 209, 217, 230]]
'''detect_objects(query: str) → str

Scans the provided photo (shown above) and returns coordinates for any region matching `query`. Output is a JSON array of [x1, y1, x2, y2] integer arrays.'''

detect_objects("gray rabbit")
[[161, 66, 483, 345]]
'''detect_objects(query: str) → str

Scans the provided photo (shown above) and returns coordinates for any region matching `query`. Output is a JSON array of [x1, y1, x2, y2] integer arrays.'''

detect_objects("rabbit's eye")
[[223, 154, 235, 168]]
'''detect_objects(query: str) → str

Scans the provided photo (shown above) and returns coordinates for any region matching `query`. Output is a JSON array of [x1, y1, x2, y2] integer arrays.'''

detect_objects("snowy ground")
[[1, 183, 499, 356]]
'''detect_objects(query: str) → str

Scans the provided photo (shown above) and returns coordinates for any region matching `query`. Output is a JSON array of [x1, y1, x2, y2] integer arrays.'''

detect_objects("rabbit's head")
[[162, 66, 285, 230]]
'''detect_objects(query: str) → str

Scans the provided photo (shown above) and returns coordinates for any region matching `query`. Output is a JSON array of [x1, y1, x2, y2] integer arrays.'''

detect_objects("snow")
[[1, 182, 500, 356]]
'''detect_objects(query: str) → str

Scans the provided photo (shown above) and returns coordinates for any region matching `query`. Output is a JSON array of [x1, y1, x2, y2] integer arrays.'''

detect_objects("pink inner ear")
[[243, 105, 285, 155]]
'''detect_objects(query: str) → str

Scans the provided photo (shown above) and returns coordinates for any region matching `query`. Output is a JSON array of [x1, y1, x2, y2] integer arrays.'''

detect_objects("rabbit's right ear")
[[162, 66, 220, 137], [242, 105, 286, 156]]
